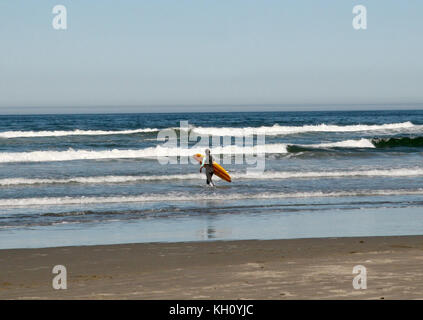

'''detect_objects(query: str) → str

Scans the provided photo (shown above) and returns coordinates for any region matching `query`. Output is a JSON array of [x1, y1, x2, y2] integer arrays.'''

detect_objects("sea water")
[[1, 109, 423, 248]]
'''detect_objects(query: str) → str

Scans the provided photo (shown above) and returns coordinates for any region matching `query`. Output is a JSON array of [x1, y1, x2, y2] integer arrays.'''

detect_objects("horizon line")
[[1, 103, 423, 116]]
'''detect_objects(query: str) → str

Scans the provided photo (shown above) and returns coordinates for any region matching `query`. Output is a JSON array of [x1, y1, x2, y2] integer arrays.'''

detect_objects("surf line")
[[155, 121, 266, 174]]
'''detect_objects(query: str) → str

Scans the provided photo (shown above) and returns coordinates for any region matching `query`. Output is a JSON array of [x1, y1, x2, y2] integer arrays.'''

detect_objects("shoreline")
[[4, 205, 423, 250], [1, 235, 423, 299]]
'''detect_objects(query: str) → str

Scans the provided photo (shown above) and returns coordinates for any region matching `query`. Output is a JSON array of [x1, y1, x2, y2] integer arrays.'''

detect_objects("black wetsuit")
[[204, 155, 214, 185]]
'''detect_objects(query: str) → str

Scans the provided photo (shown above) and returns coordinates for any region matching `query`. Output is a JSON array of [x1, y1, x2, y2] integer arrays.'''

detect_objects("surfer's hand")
[[199, 168, 202, 173]]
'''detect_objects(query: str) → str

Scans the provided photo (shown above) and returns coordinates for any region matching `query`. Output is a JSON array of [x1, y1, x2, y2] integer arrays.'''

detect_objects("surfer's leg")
[[209, 171, 215, 187], [206, 170, 211, 185], [206, 168, 214, 186]]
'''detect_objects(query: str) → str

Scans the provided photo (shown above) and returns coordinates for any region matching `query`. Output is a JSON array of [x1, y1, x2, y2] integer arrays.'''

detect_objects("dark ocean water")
[[1, 110, 423, 248]]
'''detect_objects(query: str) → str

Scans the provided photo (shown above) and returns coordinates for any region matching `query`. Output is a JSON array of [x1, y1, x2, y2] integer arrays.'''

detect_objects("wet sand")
[[1, 235, 423, 299]]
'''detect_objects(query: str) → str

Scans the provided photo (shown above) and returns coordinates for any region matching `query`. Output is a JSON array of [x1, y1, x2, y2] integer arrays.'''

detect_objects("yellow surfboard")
[[193, 153, 232, 183]]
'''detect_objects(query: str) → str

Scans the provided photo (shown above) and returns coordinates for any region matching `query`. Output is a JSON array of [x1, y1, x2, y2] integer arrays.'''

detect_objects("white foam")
[[0, 174, 202, 186], [305, 138, 376, 149], [1, 122, 419, 139], [244, 168, 423, 179], [0, 128, 159, 139], [2, 168, 423, 186], [0, 134, 409, 163], [191, 121, 419, 136], [1, 189, 422, 207], [0, 144, 286, 163]]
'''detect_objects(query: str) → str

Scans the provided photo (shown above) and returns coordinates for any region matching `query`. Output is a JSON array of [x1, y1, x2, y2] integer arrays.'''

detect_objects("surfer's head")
[[205, 148, 210, 155]]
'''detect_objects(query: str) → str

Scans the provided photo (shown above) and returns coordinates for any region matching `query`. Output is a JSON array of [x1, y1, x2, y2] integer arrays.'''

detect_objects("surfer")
[[200, 148, 215, 186]]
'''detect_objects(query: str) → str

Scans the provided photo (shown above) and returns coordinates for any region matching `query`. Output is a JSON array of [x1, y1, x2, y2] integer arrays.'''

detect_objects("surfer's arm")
[[200, 157, 206, 172]]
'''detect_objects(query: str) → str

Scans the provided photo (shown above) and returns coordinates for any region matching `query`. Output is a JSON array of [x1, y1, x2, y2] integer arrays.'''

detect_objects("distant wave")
[[0, 144, 284, 163], [0, 128, 159, 138], [372, 136, 423, 148], [1, 135, 422, 163], [289, 136, 423, 152], [190, 121, 420, 136], [308, 138, 375, 148], [287, 138, 374, 152], [1, 121, 420, 139], [1, 189, 423, 207], [2, 168, 423, 186]]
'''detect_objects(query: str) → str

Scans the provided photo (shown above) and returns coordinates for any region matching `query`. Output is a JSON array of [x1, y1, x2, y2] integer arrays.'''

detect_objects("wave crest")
[[372, 136, 423, 148], [1, 189, 423, 207], [2, 168, 423, 186], [191, 121, 419, 136], [0, 128, 159, 139], [1, 121, 419, 139]]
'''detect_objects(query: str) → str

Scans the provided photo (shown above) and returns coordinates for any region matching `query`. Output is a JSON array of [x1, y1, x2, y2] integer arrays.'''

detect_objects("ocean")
[[1, 109, 423, 249]]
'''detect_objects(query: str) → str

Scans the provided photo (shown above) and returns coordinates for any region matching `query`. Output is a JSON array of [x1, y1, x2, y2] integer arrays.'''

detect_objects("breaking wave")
[[0, 128, 159, 139], [2, 168, 423, 186], [0, 144, 283, 163], [1, 189, 423, 207], [190, 121, 420, 136], [2, 135, 423, 163], [372, 136, 423, 148], [1, 122, 420, 139]]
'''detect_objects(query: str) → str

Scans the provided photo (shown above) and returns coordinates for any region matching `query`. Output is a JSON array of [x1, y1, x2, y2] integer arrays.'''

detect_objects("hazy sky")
[[0, 0, 422, 113]]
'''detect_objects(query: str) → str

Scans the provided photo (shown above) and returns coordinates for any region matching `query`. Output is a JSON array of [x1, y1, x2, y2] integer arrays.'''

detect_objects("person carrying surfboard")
[[200, 148, 215, 187]]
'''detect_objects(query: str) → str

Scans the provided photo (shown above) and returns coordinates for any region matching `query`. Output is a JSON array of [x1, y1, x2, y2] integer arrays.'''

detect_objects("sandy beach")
[[1, 235, 423, 299]]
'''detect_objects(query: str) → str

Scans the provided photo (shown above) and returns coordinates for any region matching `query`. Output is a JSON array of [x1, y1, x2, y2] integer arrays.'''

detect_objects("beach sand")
[[1, 235, 423, 299]]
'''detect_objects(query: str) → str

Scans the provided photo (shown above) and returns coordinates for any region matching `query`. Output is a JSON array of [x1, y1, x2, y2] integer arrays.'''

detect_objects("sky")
[[0, 0, 422, 114]]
